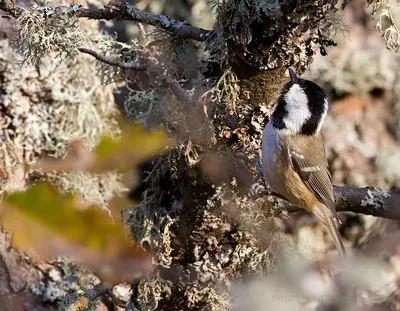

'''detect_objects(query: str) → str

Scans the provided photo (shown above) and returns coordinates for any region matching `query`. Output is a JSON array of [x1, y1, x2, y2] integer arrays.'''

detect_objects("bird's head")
[[271, 68, 329, 136]]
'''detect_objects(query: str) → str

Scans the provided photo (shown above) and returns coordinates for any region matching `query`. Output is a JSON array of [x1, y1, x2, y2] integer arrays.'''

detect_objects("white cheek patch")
[[283, 84, 311, 133]]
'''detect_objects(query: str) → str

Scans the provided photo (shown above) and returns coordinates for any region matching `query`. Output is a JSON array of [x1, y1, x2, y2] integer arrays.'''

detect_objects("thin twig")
[[79, 47, 193, 105], [137, 22, 146, 43], [79, 48, 147, 70], [163, 80, 194, 104]]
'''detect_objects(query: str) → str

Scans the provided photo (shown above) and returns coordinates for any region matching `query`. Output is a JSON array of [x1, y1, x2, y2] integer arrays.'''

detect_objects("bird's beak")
[[288, 68, 299, 82]]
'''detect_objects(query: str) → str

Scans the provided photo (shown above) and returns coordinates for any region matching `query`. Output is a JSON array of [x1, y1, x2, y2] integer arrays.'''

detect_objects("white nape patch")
[[316, 98, 329, 133], [282, 84, 310, 134]]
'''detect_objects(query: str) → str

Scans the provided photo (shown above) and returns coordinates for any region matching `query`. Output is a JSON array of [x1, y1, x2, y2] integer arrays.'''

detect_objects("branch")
[[250, 154, 398, 220], [333, 186, 399, 219], [79, 47, 194, 105], [75, 2, 211, 42], [280, 186, 400, 220], [163, 80, 194, 104], [79, 48, 147, 70]]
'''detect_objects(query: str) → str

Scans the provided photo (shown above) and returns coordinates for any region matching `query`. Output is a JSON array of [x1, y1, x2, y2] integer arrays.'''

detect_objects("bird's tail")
[[313, 204, 346, 257]]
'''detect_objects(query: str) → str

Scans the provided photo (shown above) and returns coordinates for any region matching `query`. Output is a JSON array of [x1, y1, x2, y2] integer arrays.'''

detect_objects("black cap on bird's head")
[[271, 68, 330, 136]]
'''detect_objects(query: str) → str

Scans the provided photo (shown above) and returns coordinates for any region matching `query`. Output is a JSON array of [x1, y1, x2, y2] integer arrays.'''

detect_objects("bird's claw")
[[249, 181, 269, 199]]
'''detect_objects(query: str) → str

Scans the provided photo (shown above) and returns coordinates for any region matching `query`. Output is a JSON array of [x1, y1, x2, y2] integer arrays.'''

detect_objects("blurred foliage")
[[2, 182, 150, 284], [34, 123, 170, 173], [94, 123, 170, 171], [0, 120, 168, 283], [4, 183, 130, 251]]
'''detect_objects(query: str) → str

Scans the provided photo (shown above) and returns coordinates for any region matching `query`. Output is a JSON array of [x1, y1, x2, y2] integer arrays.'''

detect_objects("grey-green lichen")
[[125, 156, 175, 267], [204, 0, 345, 75], [31, 257, 99, 304], [90, 32, 141, 84], [1, 40, 119, 160], [124, 148, 293, 309], [135, 277, 172, 311], [368, 0, 400, 52], [124, 88, 160, 124], [185, 285, 231, 310], [0, 37, 123, 204], [151, 28, 197, 79], [361, 187, 391, 209], [11, 5, 83, 66]]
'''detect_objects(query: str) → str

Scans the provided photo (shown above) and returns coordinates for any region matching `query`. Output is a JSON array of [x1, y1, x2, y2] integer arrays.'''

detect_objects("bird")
[[262, 68, 345, 256]]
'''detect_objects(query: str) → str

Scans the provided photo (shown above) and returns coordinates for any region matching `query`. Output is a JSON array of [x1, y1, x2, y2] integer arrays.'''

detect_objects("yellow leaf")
[[2, 183, 151, 284], [93, 124, 170, 172]]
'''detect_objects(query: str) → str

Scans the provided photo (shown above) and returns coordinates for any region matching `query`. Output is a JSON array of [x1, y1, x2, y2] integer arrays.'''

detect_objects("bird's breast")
[[262, 122, 287, 196]]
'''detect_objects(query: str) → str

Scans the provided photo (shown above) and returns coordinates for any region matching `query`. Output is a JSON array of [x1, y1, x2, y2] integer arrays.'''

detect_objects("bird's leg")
[[249, 150, 267, 198], [249, 150, 264, 181], [248, 180, 289, 202], [249, 181, 269, 198]]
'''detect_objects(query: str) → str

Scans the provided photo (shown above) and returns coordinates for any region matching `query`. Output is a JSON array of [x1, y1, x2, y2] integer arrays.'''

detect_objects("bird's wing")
[[288, 136, 337, 217]]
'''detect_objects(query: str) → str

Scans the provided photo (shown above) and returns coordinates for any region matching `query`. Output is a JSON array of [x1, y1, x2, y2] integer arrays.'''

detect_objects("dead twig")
[[79, 48, 147, 70], [78, 47, 194, 105]]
